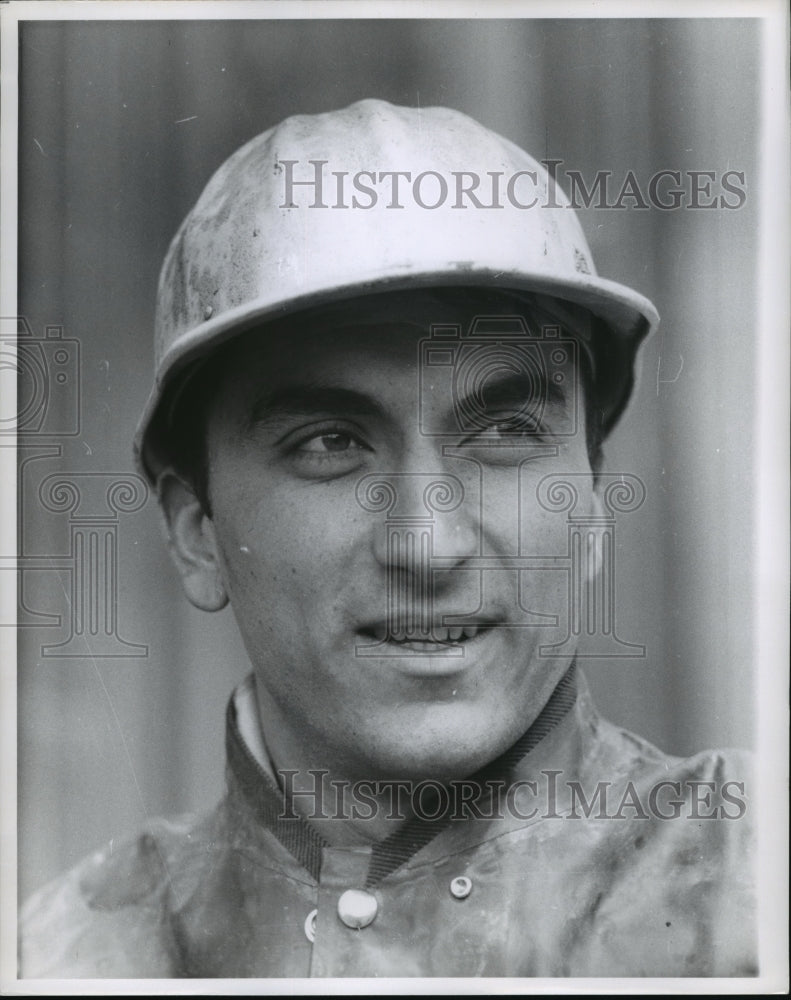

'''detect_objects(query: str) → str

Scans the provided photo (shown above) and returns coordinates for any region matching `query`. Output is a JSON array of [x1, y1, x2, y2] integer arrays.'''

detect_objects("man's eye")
[[469, 414, 543, 440], [299, 431, 360, 454], [489, 420, 538, 438], [289, 428, 372, 463]]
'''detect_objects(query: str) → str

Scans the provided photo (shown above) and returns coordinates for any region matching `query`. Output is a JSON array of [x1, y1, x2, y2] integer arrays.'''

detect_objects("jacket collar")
[[225, 664, 579, 885]]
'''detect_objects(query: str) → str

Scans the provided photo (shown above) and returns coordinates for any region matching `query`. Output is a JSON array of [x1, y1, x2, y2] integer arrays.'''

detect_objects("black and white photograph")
[[1, 1, 788, 992]]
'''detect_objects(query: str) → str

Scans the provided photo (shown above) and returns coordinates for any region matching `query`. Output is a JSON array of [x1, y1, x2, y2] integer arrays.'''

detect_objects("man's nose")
[[356, 467, 479, 640], [356, 468, 479, 572]]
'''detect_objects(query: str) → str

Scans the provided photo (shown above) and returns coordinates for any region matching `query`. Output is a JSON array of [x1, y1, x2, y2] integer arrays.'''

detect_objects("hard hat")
[[135, 98, 659, 483]]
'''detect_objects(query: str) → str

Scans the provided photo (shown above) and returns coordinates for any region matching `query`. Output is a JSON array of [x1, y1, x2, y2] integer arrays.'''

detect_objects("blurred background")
[[14, 16, 759, 898]]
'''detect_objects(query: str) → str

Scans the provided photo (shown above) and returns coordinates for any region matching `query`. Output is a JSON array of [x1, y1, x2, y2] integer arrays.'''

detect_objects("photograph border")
[[1, 1, 788, 994]]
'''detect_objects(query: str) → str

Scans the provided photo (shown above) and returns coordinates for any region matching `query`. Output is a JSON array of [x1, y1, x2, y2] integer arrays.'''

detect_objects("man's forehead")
[[210, 300, 582, 438], [194, 289, 596, 445]]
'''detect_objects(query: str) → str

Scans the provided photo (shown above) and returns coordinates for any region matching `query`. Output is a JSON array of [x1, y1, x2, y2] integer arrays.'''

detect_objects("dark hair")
[[166, 357, 226, 514], [165, 291, 606, 515]]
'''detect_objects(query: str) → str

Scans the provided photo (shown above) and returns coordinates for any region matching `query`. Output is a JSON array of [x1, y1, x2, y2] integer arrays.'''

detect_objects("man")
[[20, 100, 755, 978]]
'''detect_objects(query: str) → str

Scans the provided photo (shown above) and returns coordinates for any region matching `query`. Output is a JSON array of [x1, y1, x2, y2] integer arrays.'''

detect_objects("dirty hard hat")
[[135, 98, 659, 483]]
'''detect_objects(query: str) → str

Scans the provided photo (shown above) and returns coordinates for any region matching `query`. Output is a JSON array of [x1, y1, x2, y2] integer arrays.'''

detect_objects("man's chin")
[[350, 660, 568, 782], [356, 706, 536, 784]]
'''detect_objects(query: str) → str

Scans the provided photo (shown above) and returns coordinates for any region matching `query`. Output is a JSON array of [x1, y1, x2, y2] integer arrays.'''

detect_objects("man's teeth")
[[371, 623, 482, 642]]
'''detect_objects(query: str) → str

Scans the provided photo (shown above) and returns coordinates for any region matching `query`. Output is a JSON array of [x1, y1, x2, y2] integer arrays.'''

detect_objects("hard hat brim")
[[134, 267, 658, 484]]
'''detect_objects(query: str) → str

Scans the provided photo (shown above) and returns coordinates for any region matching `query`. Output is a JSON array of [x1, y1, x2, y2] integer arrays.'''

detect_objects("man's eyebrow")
[[246, 383, 387, 429], [455, 370, 570, 416]]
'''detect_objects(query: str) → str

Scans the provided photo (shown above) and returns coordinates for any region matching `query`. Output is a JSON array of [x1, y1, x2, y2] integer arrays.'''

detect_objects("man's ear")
[[156, 469, 229, 612]]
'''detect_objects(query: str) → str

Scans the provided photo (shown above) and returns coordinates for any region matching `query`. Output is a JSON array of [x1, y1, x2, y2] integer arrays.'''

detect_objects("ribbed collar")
[[225, 664, 577, 886]]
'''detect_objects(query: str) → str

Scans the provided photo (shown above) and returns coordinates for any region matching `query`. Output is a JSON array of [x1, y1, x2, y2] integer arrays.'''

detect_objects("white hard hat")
[[135, 99, 658, 482]]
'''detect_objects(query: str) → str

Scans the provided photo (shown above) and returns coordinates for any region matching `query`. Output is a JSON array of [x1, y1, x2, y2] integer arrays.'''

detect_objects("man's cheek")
[[283, 515, 369, 576]]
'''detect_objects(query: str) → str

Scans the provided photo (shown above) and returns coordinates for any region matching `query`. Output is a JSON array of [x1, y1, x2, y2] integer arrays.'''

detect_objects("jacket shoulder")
[[575, 714, 756, 975], [19, 813, 209, 978]]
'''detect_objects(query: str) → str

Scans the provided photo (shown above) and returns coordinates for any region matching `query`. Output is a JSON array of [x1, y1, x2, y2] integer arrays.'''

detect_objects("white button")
[[337, 889, 378, 929], [304, 908, 317, 942], [450, 876, 472, 899]]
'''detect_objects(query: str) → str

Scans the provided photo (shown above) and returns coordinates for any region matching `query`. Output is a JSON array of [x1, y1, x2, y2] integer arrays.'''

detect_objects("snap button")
[[304, 908, 317, 943], [450, 876, 472, 899], [337, 888, 378, 929]]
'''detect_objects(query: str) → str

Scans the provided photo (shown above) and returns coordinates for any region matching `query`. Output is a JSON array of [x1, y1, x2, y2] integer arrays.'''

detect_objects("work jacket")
[[20, 668, 755, 978]]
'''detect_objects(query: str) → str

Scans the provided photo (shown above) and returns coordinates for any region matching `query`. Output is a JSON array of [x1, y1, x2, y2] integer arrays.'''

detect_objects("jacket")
[[20, 667, 756, 978]]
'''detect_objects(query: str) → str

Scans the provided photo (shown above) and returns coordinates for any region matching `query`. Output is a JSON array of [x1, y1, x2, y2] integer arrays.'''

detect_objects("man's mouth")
[[357, 621, 495, 652]]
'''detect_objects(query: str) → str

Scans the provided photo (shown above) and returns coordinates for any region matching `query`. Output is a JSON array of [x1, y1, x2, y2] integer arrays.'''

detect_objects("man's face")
[[196, 293, 600, 782]]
